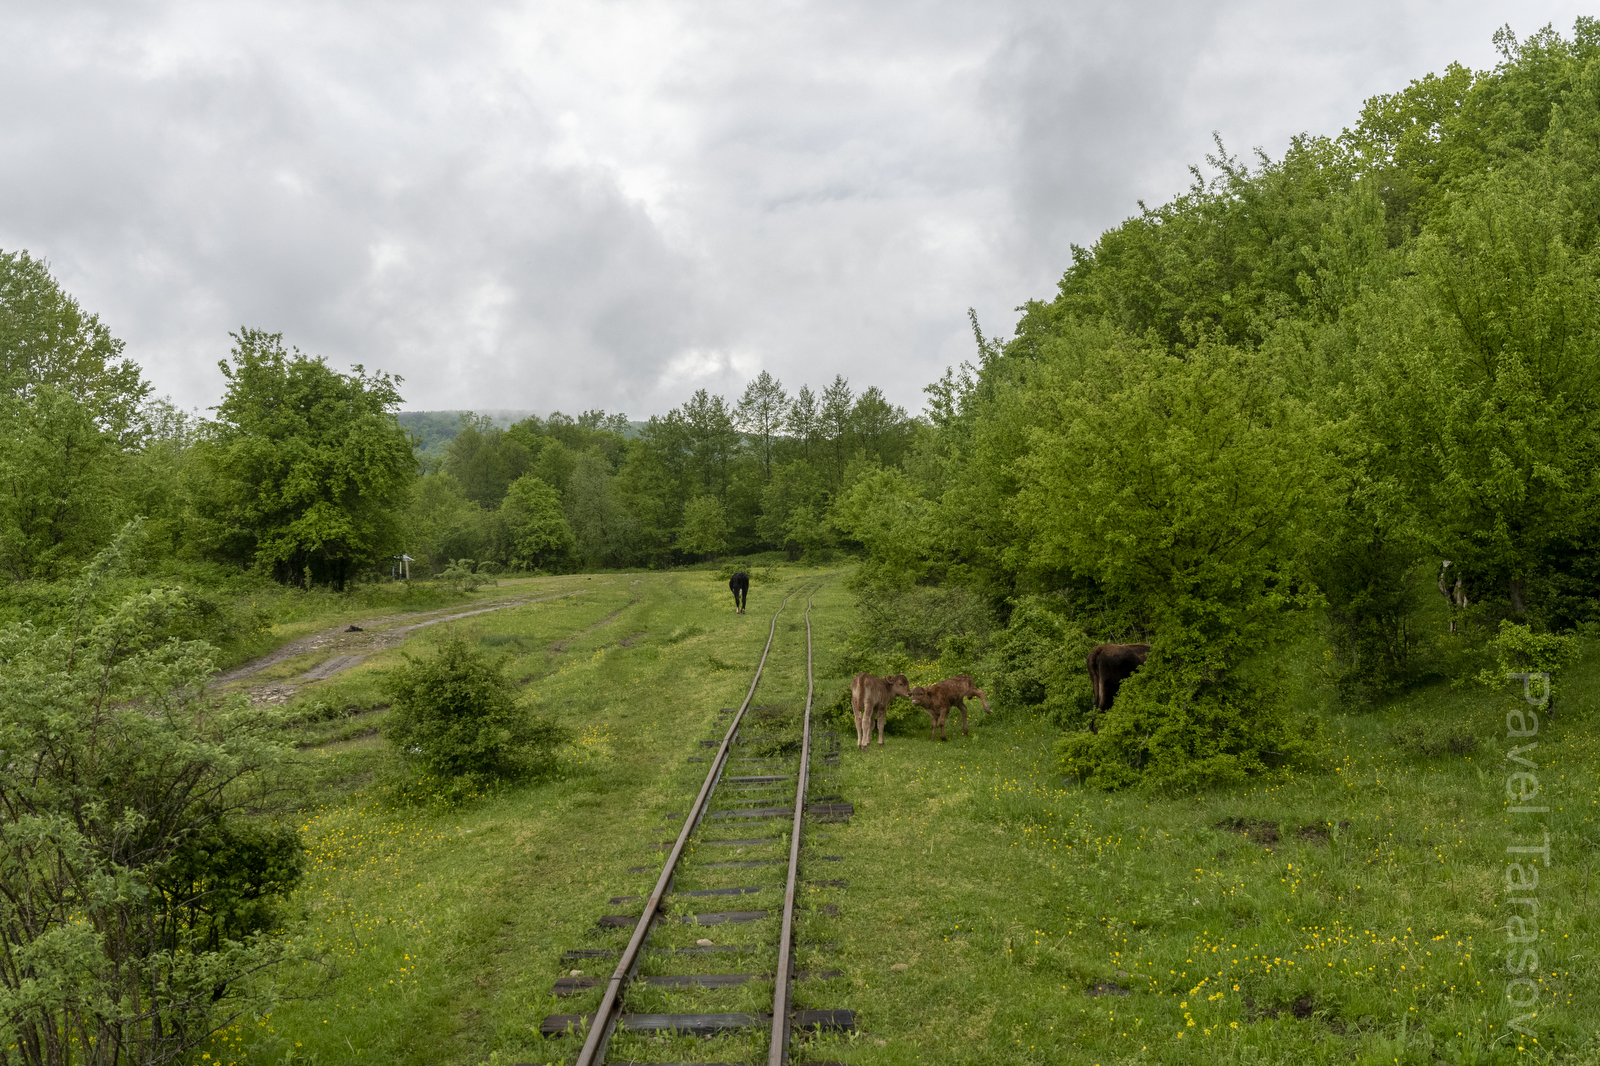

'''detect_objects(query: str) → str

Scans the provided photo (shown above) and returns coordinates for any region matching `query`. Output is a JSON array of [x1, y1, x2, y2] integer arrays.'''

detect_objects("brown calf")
[[850, 672, 912, 749], [909, 675, 992, 742]]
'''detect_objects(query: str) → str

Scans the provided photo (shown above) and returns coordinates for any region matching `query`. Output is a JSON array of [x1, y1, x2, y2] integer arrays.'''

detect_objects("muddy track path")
[[216, 581, 615, 703]]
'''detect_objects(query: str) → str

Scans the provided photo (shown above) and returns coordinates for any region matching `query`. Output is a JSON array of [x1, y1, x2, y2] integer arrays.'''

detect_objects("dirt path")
[[218, 583, 612, 703]]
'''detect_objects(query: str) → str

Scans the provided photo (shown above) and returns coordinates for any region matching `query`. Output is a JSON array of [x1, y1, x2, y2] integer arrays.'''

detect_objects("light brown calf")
[[850, 672, 912, 749], [909, 675, 993, 741]]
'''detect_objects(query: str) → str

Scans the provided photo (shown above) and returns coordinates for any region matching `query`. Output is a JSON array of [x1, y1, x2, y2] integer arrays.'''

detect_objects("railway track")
[[537, 584, 852, 1065]]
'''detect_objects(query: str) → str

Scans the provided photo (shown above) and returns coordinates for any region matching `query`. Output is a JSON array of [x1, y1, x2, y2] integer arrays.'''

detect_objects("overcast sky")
[[1, 2, 1590, 419]]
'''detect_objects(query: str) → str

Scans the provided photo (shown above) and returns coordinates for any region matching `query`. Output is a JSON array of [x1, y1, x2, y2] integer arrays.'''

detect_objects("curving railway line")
[[536, 583, 853, 1065]]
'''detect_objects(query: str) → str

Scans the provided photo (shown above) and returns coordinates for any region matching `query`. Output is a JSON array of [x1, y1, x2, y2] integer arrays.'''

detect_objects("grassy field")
[[213, 568, 1597, 1065]]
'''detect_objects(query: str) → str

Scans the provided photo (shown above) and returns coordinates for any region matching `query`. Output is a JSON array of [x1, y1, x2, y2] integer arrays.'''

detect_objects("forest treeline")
[[4, 22, 1600, 788], [0, 253, 921, 592]]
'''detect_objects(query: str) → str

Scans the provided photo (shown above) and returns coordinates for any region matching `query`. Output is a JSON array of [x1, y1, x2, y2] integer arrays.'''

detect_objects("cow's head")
[[908, 685, 929, 707], [885, 673, 912, 700]]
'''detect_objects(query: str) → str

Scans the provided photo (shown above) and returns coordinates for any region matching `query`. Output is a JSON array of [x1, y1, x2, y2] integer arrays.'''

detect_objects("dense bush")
[[383, 638, 570, 782], [0, 527, 301, 1065]]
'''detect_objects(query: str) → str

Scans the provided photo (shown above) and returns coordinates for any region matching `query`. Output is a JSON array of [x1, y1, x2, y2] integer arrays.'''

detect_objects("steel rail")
[[573, 585, 802, 1066], [767, 591, 816, 1065]]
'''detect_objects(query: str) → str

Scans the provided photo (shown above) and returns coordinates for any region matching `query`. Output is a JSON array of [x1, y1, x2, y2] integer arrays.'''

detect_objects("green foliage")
[[678, 495, 730, 558], [1472, 619, 1581, 691], [565, 450, 637, 568], [383, 637, 570, 782], [0, 250, 152, 581], [830, 467, 931, 582], [500, 474, 575, 571], [986, 596, 1094, 728], [0, 525, 301, 1064], [1056, 648, 1320, 792], [438, 559, 499, 592], [198, 329, 415, 588], [406, 471, 496, 577]]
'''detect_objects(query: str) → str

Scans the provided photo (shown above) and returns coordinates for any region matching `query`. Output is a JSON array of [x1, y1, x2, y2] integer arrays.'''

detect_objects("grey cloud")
[[0, 0, 1591, 418]]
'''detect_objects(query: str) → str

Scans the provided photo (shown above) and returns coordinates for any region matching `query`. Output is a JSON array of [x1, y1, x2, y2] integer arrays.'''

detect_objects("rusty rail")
[[767, 591, 816, 1065]]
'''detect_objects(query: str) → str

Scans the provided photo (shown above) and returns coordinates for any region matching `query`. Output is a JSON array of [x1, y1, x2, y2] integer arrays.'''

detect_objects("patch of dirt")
[[618, 632, 648, 648], [1295, 820, 1350, 846], [221, 585, 604, 706], [1245, 994, 1317, 1021], [1215, 817, 1280, 847], [1087, 982, 1129, 997]]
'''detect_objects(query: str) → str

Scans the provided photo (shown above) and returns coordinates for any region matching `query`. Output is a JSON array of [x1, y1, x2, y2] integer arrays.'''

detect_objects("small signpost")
[[391, 553, 414, 580]]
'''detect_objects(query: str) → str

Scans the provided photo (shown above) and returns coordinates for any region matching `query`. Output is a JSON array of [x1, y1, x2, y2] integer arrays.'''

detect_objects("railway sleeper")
[[561, 943, 837, 962], [552, 969, 843, 994], [595, 905, 837, 928], [538, 1008, 855, 1038], [610, 879, 847, 904]]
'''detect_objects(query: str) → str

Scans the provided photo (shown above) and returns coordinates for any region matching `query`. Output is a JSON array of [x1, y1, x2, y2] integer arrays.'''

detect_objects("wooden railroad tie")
[[538, 1008, 855, 1038], [552, 970, 843, 994]]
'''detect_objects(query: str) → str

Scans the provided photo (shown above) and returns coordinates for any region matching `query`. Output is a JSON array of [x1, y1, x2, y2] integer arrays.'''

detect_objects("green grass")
[[211, 572, 1598, 1065]]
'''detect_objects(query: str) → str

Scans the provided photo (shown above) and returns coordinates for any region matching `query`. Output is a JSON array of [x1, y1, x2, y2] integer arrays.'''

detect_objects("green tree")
[[0, 251, 153, 580], [1013, 339, 1327, 788], [500, 474, 574, 571], [735, 370, 790, 480], [757, 459, 828, 559], [406, 472, 493, 576], [678, 495, 730, 559], [0, 249, 148, 428], [831, 467, 931, 582], [198, 329, 415, 588], [0, 526, 302, 1065], [850, 385, 913, 467], [785, 384, 821, 461], [819, 375, 854, 488], [442, 414, 534, 506], [565, 451, 635, 568]]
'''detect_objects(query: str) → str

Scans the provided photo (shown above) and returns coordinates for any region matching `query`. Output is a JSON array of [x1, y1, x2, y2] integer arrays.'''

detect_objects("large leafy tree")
[[500, 474, 575, 571], [198, 329, 414, 588], [0, 251, 151, 580], [1014, 338, 1329, 788]]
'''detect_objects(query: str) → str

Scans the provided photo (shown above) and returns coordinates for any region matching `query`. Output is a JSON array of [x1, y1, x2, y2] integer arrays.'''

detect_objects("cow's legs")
[[956, 697, 968, 736], [854, 706, 868, 749], [876, 704, 887, 745]]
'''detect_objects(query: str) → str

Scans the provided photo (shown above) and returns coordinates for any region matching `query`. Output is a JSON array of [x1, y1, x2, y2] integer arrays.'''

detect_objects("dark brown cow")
[[909, 675, 992, 742], [850, 672, 912, 749], [1086, 644, 1150, 730]]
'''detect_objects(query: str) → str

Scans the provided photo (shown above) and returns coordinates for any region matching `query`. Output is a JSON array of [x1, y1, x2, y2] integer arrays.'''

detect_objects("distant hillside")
[[398, 410, 645, 456]]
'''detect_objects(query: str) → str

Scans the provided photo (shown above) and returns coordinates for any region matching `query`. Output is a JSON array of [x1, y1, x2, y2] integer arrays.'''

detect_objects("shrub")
[[1472, 620, 1581, 700], [1056, 648, 1320, 792], [0, 524, 302, 1065], [384, 638, 569, 781], [438, 558, 498, 592]]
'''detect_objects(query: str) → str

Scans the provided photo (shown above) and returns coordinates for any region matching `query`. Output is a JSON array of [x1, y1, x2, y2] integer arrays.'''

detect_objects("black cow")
[[1086, 643, 1150, 731], [729, 571, 750, 614]]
